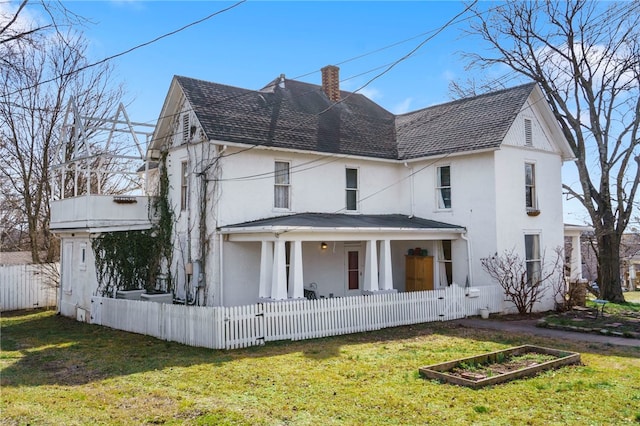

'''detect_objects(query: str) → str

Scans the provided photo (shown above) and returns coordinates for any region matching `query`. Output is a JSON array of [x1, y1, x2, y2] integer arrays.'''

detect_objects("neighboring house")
[[579, 231, 640, 292], [51, 65, 575, 319]]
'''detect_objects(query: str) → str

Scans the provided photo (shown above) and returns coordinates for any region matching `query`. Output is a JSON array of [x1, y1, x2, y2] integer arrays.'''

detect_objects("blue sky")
[[67, 1, 501, 121], [47, 1, 589, 222]]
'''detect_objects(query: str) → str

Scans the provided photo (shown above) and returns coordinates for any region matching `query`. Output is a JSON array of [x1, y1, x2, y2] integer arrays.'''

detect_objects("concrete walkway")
[[454, 318, 640, 348]]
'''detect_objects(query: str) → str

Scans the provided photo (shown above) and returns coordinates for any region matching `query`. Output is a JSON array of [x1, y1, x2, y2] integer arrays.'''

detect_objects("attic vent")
[[182, 113, 190, 144], [524, 119, 532, 146]]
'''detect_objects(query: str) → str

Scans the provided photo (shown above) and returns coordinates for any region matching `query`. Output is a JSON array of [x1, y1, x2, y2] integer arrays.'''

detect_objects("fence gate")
[[439, 286, 466, 321], [224, 304, 265, 349]]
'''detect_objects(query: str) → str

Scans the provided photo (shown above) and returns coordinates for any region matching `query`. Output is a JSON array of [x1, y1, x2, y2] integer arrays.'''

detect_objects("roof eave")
[[220, 226, 466, 234]]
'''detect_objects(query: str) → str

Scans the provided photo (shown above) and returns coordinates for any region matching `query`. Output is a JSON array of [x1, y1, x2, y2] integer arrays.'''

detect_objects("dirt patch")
[[448, 352, 558, 380]]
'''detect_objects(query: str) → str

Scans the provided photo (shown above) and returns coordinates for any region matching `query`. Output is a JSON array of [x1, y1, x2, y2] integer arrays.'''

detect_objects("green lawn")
[[1, 309, 639, 425]]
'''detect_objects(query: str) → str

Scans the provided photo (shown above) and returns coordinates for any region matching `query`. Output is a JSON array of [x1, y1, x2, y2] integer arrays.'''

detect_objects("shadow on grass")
[[2, 309, 638, 388]]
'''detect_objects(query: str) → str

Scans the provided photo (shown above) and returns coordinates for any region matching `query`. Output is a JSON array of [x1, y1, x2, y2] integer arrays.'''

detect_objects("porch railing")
[[90, 285, 504, 350]]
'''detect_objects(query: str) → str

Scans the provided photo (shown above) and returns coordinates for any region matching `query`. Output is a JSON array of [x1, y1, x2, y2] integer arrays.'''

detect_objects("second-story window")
[[525, 162, 536, 210], [437, 165, 451, 209], [181, 161, 188, 211], [346, 168, 358, 211], [274, 161, 290, 209]]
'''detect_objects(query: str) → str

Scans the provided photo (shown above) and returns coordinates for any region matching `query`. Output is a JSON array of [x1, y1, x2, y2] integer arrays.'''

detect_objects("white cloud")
[[0, 2, 39, 33], [391, 98, 413, 114], [442, 70, 456, 82], [357, 87, 381, 101]]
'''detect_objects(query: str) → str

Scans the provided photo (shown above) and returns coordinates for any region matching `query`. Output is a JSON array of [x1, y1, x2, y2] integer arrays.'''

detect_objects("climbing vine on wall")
[[93, 153, 174, 297]]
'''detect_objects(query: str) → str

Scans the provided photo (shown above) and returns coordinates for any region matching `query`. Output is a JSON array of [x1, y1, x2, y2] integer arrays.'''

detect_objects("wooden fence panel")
[[0, 264, 58, 312]]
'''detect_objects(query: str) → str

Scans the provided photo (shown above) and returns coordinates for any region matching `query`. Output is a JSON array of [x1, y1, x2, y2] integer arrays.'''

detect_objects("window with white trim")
[[524, 118, 533, 146], [525, 234, 541, 286], [525, 162, 536, 210], [437, 165, 451, 209], [274, 161, 291, 209], [438, 240, 453, 286], [180, 161, 188, 211], [346, 168, 358, 211]]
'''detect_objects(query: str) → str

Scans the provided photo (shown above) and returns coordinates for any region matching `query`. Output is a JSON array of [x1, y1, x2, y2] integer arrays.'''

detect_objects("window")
[[346, 168, 358, 211], [437, 165, 451, 209], [524, 118, 533, 146], [79, 242, 87, 271], [274, 161, 290, 209], [182, 113, 190, 144], [525, 234, 541, 286], [438, 240, 453, 286], [180, 161, 188, 211], [525, 163, 536, 210]]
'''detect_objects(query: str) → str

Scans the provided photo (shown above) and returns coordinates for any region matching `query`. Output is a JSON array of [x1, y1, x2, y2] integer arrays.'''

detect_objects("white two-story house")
[[51, 65, 574, 319]]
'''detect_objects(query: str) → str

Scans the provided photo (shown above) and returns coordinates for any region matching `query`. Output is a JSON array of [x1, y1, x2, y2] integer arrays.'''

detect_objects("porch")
[[220, 213, 470, 306]]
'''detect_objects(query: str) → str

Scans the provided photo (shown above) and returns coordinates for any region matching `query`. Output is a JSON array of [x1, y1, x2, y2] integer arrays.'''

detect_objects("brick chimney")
[[321, 65, 340, 102]]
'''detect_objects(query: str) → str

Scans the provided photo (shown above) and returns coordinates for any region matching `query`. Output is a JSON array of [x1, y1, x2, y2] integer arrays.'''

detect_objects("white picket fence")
[[0, 263, 59, 312], [90, 285, 503, 350]]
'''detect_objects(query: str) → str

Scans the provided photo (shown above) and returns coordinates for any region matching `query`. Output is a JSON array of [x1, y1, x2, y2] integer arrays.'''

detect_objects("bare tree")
[[462, 1, 640, 303], [481, 249, 564, 314], [0, 21, 124, 262], [0, 1, 86, 70]]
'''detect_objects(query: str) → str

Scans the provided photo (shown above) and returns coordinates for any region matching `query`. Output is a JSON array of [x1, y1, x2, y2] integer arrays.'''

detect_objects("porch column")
[[379, 239, 393, 291], [363, 239, 379, 292], [259, 241, 273, 298], [569, 235, 582, 281], [271, 239, 288, 300], [288, 240, 304, 299]]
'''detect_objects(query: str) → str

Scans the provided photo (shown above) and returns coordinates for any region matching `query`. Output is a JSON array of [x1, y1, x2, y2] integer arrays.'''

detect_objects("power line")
[[3, 0, 246, 98], [196, 1, 479, 170]]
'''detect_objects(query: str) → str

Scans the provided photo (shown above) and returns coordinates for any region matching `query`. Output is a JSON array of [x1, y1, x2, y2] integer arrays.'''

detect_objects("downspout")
[[219, 233, 224, 306], [215, 144, 227, 306], [404, 162, 415, 217], [461, 230, 473, 294]]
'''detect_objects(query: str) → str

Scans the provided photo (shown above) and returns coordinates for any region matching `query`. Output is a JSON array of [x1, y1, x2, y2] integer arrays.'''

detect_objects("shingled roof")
[[397, 83, 537, 159], [174, 75, 536, 160], [176, 75, 397, 159], [221, 213, 465, 231]]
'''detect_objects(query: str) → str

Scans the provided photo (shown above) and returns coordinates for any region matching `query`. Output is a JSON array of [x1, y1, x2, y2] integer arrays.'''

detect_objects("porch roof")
[[220, 213, 465, 235]]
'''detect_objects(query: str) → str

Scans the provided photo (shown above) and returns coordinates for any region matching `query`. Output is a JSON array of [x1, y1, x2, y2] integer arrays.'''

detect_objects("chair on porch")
[[304, 282, 318, 300]]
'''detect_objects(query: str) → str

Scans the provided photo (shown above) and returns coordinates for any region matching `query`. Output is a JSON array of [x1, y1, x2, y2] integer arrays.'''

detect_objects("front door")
[[345, 247, 362, 295]]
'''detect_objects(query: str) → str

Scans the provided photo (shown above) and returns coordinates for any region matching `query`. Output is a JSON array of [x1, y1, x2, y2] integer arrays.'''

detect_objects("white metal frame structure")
[[50, 98, 156, 200]]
